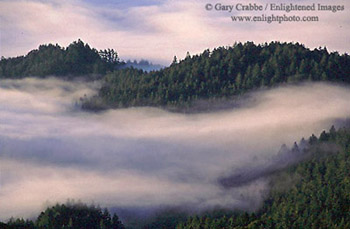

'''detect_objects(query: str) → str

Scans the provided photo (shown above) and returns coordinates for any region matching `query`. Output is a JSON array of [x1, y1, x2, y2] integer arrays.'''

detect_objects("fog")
[[1, 78, 350, 221]]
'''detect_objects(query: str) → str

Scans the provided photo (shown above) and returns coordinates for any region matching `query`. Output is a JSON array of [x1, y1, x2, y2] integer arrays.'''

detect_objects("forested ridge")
[[0, 39, 120, 78], [2, 40, 350, 109], [83, 41, 350, 110]]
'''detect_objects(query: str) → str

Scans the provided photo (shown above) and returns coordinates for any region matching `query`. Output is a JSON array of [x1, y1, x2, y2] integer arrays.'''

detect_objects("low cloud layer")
[[1, 78, 350, 220]]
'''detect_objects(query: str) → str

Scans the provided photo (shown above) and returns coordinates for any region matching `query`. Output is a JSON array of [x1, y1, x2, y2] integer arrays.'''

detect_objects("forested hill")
[[177, 125, 350, 229], [2, 41, 350, 109], [0, 39, 121, 78], [83, 42, 350, 110]]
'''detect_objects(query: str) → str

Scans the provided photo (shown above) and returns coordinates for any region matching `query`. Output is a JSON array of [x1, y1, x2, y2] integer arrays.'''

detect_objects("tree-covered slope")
[[83, 42, 350, 109], [0, 40, 120, 78], [2, 40, 349, 109], [177, 126, 350, 229], [3, 202, 125, 229]]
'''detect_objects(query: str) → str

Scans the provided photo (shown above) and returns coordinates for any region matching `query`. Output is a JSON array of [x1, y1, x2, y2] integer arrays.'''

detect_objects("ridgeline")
[[0, 39, 121, 78], [82, 42, 350, 110], [2, 41, 349, 110]]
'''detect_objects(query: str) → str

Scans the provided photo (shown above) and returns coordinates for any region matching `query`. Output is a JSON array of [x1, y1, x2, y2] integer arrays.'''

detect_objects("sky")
[[1, 78, 350, 221], [0, 0, 349, 65]]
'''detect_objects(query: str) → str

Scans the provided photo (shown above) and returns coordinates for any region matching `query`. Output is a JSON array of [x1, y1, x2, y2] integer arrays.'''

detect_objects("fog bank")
[[1, 78, 350, 220]]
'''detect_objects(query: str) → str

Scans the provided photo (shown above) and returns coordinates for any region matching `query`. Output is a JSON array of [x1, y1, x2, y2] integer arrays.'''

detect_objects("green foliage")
[[84, 42, 350, 109], [2, 201, 125, 229], [143, 209, 188, 229], [35, 201, 125, 229], [0, 40, 120, 78], [178, 125, 350, 228], [0, 222, 9, 229], [6, 218, 35, 228]]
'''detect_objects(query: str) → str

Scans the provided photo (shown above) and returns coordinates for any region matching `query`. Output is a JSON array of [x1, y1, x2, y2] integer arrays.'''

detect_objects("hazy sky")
[[0, 0, 349, 64]]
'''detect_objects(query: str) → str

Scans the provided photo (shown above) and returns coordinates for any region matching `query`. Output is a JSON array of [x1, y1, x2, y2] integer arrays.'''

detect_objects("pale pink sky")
[[0, 0, 349, 65]]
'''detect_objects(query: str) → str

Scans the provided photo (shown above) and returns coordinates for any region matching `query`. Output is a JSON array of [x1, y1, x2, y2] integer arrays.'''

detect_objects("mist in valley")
[[1, 78, 350, 221]]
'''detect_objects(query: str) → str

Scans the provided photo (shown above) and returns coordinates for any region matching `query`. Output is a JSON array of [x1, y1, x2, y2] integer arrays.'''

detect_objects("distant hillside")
[[0, 40, 121, 78], [83, 42, 350, 110], [120, 60, 164, 72]]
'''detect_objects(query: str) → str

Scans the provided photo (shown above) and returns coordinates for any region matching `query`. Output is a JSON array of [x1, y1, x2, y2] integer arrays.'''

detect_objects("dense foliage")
[[0, 40, 120, 78], [4, 202, 125, 229], [83, 42, 350, 109], [177, 125, 350, 229]]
